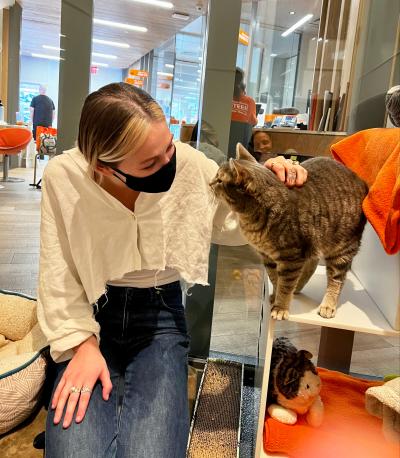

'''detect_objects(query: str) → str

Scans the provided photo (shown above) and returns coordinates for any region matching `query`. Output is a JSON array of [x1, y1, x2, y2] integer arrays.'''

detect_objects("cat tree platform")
[[255, 224, 400, 458]]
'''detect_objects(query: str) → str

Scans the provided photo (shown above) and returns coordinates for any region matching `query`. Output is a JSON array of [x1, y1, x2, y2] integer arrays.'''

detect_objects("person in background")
[[30, 85, 55, 140], [249, 130, 274, 162], [231, 67, 258, 126], [189, 119, 226, 165]]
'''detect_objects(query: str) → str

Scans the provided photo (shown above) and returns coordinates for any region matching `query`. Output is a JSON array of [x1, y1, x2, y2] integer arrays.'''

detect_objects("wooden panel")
[[18, 0, 203, 68], [328, 0, 351, 130], [314, 0, 342, 129], [261, 128, 347, 157]]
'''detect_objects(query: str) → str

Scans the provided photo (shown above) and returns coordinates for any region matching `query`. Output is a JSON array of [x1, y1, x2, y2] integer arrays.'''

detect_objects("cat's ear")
[[236, 143, 257, 162], [298, 350, 313, 360], [229, 158, 256, 191]]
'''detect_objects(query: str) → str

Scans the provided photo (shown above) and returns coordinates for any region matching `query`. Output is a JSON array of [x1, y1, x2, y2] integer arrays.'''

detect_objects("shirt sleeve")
[[52, 100, 55, 110], [248, 97, 258, 126], [194, 146, 247, 246], [37, 167, 100, 363], [30, 97, 36, 108], [211, 200, 247, 246]]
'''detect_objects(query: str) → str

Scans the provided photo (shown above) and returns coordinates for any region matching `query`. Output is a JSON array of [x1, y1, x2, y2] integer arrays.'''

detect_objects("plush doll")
[[267, 337, 324, 427]]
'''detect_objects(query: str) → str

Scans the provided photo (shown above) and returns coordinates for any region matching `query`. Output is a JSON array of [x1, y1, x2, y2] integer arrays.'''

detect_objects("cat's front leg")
[[319, 256, 351, 318], [262, 255, 278, 304], [271, 262, 304, 320]]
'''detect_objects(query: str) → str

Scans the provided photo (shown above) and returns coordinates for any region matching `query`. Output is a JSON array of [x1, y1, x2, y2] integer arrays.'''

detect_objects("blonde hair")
[[78, 82, 165, 180]]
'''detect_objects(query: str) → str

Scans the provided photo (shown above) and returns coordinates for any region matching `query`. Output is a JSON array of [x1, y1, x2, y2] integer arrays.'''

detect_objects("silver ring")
[[292, 160, 300, 165], [70, 386, 81, 394], [80, 386, 92, 394]]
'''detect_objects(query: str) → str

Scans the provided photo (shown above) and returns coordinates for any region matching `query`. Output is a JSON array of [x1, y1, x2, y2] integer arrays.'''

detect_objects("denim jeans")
[[45, 281, 190, 458]]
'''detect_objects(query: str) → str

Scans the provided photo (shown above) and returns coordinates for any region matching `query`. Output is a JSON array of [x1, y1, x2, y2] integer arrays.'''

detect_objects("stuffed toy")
[[267, 337, 324, 427]]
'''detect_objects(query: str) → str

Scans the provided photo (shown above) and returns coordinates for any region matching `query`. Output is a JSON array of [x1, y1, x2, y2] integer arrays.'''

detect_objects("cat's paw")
[[318, 304, 336, 318], [271, 307, 289, 320]]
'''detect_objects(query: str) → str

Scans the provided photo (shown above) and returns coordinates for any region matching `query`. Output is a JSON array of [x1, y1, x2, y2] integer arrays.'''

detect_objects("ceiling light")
[[32, 53, 63, 61], [157, 71, 174, 77], [43, 45, 64, 51], [270, 53, 277, 57], [318, 37, 323, 42], [289, 11, 295, 15], [281, 14, 313, 37], [92, 62, 109, 67], [165, 64, 174, 68], [172, 12, 190, 20], [94, 18, 147, 33], [92, 52, 117, 59], [311, 37, 316, 41], [93, 38, 130, 48], [129, 0, 173, 8]]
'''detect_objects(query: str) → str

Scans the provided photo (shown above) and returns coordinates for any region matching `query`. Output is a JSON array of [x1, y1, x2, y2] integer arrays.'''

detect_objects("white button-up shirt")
[[37, 141, 245, 362]]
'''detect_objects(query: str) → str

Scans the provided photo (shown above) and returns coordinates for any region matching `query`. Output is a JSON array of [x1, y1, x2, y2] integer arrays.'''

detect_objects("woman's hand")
[[264, 156, 308, 187], [51, 335, 113, 429]]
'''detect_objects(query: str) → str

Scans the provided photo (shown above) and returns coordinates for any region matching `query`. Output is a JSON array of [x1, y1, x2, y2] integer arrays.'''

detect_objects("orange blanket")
[[330, 128, 400, 254], [264, 368, 400, 458]]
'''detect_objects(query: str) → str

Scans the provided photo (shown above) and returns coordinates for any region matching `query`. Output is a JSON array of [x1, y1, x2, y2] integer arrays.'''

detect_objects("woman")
[[38, 82, 307, 457], [231, 67, 258, 126], [249, 130, 274, 162]]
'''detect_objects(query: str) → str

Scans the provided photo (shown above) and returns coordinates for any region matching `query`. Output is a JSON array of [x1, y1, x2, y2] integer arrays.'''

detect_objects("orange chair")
[[0, 127, 32, 183]]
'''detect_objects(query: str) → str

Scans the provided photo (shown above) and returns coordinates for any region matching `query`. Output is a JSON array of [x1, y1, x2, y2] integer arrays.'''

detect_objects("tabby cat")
[[210, 144, 368, 320]]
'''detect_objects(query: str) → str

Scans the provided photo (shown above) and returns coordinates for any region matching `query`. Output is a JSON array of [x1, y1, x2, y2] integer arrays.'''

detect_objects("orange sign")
[[239, 28, 249, 46], [125, 77, 135, 84], [133, 79, 144, 87], [129, 69, 149, 78]]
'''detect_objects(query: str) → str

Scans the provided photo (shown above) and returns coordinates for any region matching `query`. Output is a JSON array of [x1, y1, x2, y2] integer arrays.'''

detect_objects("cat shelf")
[[280, 265, 398, 337], [254, 228, 400, 457]]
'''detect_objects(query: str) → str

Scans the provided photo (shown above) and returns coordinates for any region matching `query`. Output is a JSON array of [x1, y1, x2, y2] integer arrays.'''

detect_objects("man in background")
[[30, 85, 55, 140]]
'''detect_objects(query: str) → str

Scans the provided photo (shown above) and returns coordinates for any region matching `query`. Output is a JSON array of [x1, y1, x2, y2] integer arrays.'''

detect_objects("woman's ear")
[[95, 162, 114, 177]]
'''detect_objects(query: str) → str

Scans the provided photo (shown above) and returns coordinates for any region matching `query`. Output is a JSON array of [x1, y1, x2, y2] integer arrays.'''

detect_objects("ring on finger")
[[80, 386, 92, 394], [70, 386, 81, 394]]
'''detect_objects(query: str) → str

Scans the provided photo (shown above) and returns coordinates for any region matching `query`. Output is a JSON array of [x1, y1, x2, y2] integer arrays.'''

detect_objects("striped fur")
[[210, 144, 368, 320]]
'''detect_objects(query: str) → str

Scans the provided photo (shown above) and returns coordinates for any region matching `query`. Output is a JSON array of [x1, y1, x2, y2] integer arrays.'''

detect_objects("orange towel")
[[330, 128, 400, 254], [264, 368, 400, 458]]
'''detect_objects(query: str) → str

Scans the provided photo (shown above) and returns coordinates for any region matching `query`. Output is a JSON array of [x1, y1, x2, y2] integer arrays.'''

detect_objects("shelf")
[[269, 265, 399, 336]]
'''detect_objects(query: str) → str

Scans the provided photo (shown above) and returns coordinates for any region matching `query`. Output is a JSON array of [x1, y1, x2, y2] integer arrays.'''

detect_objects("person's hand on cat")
[[264, 156, 308, 187]]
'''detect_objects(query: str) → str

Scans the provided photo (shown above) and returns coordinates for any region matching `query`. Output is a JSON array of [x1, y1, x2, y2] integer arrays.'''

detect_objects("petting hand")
[[51, 335, 112, 429], [264, 156, 308, 187]]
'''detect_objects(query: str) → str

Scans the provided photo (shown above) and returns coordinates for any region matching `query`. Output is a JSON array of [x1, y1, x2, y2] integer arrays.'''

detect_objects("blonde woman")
[[38, 83, 307, 457]]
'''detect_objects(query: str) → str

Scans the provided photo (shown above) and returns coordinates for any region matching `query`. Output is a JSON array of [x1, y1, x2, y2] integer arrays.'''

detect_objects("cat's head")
[[276, 348, 321, 409], [209, 143, 281, 213]]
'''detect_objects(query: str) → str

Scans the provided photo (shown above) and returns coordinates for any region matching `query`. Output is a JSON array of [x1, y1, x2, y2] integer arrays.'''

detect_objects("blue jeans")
[[45, 281, 190, 458]]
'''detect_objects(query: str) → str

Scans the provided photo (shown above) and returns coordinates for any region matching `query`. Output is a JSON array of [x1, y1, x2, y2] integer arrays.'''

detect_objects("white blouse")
[[37, 141, 246, 362]]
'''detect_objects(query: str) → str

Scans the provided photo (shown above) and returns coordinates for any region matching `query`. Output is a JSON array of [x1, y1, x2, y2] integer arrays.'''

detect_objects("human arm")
[[264, 156, 308, 187], [38, 166, 112, 428]]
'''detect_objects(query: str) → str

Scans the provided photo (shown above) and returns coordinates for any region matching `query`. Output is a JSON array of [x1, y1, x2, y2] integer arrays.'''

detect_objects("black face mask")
[[111, 148, 176, 193]]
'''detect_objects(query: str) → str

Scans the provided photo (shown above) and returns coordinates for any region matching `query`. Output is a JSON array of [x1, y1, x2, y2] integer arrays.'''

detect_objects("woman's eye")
[[143, 162, 156, 170]]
